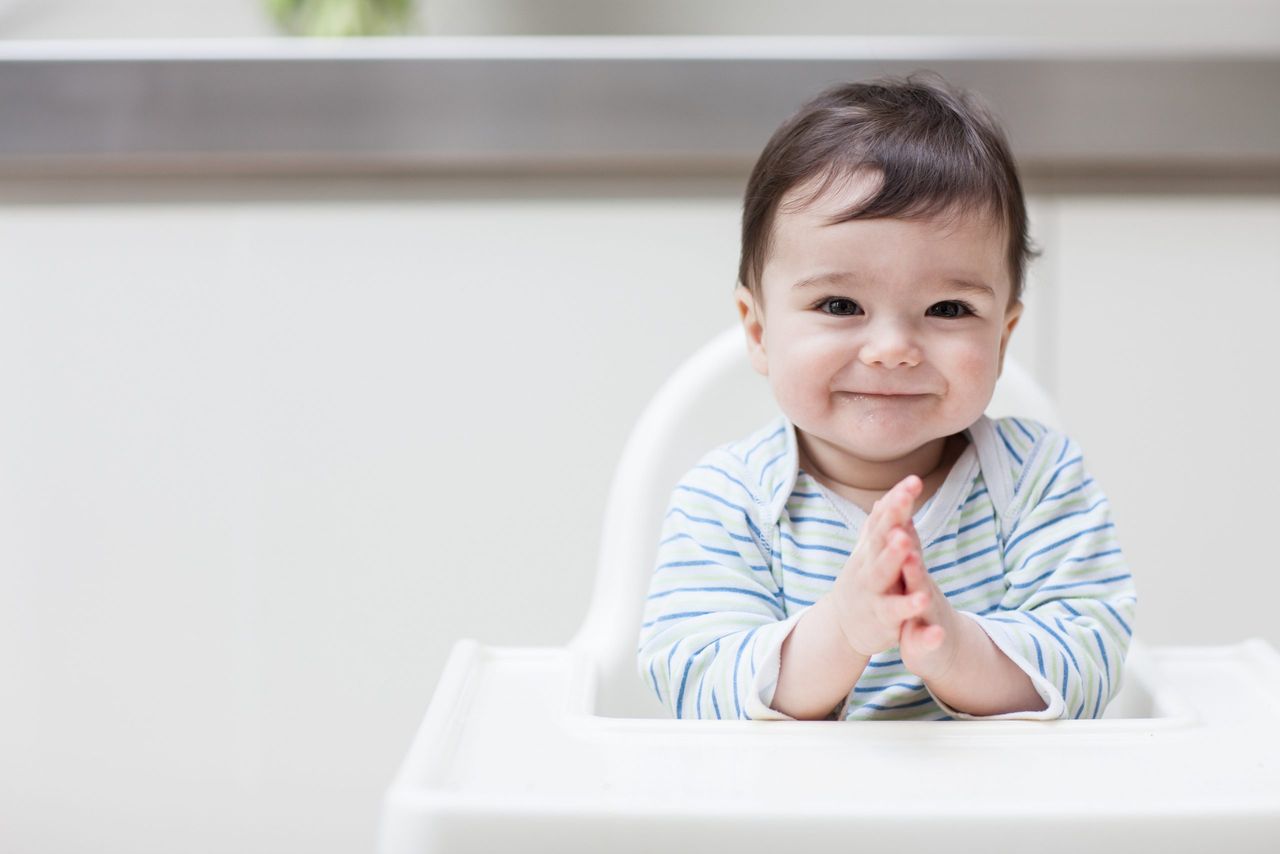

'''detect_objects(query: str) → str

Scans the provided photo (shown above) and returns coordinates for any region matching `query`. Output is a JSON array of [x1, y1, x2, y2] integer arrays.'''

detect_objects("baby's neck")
[[798, 432, 965, 515]]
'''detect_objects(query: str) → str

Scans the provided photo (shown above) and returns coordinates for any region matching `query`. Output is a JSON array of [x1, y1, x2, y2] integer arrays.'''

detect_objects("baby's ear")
[[997, 299, 1024, 374], [735, 285, 769, 377]]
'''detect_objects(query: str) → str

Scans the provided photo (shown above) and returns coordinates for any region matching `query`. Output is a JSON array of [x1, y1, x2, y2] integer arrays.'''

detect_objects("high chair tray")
[[380, 637, 1280, 853]]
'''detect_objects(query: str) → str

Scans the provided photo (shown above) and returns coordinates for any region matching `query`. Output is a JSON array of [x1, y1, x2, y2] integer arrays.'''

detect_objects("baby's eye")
[[818, 297, 863, 316], [927, 301, 975, 319]]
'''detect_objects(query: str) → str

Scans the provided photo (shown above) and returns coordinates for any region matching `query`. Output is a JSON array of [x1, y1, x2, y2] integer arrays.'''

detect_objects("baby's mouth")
[[841, 391, 928, 400]]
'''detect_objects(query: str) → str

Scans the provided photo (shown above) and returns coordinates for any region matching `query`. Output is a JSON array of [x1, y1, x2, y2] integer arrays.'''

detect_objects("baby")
[[637, 72, 1137, 721]]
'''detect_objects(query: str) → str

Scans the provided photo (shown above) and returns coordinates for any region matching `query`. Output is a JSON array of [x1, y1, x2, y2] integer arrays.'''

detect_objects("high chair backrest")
[[570, 323, 1063, 718]]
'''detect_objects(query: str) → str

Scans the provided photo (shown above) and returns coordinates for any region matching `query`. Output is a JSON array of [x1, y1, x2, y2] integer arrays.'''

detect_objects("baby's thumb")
[[903, 617, 945, 651]]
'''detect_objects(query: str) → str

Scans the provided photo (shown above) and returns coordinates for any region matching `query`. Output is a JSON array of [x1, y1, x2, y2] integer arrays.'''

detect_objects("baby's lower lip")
[[844, 392, 926, 398]]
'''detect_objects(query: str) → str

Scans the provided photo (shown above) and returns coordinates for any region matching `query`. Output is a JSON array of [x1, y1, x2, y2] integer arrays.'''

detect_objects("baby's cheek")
[[950, 346, 1002, 400]]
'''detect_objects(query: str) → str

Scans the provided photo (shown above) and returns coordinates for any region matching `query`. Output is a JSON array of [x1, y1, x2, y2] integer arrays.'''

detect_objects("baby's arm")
[[637, 448, 801, 720], [905, 582, 1050, 715], [773, 476, 933, 719], [637, 449, 929, 720], [915, 426, 1137, 720]]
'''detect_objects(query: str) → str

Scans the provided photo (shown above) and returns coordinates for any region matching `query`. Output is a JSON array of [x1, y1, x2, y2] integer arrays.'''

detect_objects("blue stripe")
[[1060, 651, 1069, 704], [1056, 436, 1069, 464], [932, 513, 995, 545], [1091, 679, 1102, 719], [1044, 479, 1091, 504], [675, 655, 695, 718], [854, 681, 924, 693], [1007, 495, 1108, 554], [866, 658, 902, 668], [641, 610, 712, 629], [1031, 633, 1046, 677], [674, 485, 768, 545], [1062, 547, 1122, 565], [1011, 417, 1037, 443], [787, 514, 847, 528], [665, 508, 758, 545], [1039, 573, 1132, 593], [988, 612, 1082, 676], [927, 543, 999, 573], [1013, 522, 1116, 575], [996, 424, 1023, 465], [758, 451, 785, 486], [1092, 627, 1111, 697], [1036, 455, 1083, 506], [947, 572, 1004, 597], [1009, 566, 1055, 590], [732, 626, 762, 720], [782, 531, 851, 555], [1023, 611, 1083, 674], [781, 590, 817, 607], [743, 426, 784, 464], [963, 487, 989, 506], [649, 659, 661, 703], [861, 696, 936, 712], [958, 513, 995, 534], [647, 586, 783, 612], [656, 533, 745, 560], [780, 561, 838, 582], [693, 464, 757, 501], [1100, 600, 1133, 636], [656, 559, 723, 571], [712, 686, 721, 720]]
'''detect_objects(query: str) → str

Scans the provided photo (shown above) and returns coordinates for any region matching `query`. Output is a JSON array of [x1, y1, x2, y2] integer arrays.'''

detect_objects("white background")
[[3, 175, 1277, 853], [2, 1, 1279, 852]]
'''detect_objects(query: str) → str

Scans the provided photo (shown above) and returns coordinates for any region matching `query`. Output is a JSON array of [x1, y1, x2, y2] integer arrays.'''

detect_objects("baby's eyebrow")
[[790, 271, 995, 299], [791, 271, 858, 291], [941, 277, 996, 299]]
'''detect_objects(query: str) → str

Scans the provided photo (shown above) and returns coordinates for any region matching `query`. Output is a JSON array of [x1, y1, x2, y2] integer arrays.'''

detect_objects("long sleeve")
[[636, 448, 803, 720], [931, 425, 1138, 720]]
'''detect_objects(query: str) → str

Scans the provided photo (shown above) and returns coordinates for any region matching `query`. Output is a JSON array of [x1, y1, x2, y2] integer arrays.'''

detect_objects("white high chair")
[[379, 324, 1280, 853]]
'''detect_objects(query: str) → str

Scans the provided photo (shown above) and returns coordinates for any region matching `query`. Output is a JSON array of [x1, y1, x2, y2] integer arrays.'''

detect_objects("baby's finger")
[[870, 526, 913, 591], [880, 590, 929, 624], [902, 516, 924, 554], [900, 547, 930, 594], [903, 617, 946, 651], [865, 476, 921, 554]]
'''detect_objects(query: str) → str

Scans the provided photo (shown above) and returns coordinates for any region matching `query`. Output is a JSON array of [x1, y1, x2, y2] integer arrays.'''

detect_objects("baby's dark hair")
[[738, 71, 1039, 314]]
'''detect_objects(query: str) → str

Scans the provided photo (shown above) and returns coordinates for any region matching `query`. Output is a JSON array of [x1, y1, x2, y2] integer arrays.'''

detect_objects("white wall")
[[1, 175, 1276, 854], [3, 0, 1279, 44]]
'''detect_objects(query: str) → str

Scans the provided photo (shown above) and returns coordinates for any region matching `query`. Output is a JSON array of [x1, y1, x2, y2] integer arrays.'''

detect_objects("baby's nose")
[[858, 322, 921, 368]]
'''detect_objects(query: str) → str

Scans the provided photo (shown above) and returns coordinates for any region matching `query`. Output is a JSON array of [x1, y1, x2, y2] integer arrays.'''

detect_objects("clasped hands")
[[828, 474, 962, 681]]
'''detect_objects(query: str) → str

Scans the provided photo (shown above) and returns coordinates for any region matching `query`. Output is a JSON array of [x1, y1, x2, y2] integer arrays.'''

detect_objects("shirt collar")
[[751, 410, 993, 525], [740, 412, 799, 526]]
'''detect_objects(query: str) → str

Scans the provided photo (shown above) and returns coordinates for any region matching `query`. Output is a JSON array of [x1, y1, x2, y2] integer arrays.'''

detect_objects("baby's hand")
[[897, 518, 962, 680], [827, 475, 931, 657]]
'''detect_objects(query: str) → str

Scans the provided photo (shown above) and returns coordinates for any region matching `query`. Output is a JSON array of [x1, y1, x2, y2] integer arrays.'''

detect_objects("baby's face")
[[736, 169, 1023, 465]]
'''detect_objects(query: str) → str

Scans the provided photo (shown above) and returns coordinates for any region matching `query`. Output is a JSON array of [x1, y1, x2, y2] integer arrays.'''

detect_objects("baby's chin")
[[801, 425, 933, 461], [816, 417, 970, 462]]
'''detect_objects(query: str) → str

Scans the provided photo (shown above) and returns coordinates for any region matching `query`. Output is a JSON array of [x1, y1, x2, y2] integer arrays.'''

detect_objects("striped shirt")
[[636, 412, 1137, 721]]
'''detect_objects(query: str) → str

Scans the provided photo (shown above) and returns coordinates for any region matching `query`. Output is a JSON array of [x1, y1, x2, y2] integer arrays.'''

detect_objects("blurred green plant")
[[266, 0, 417, 36]]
